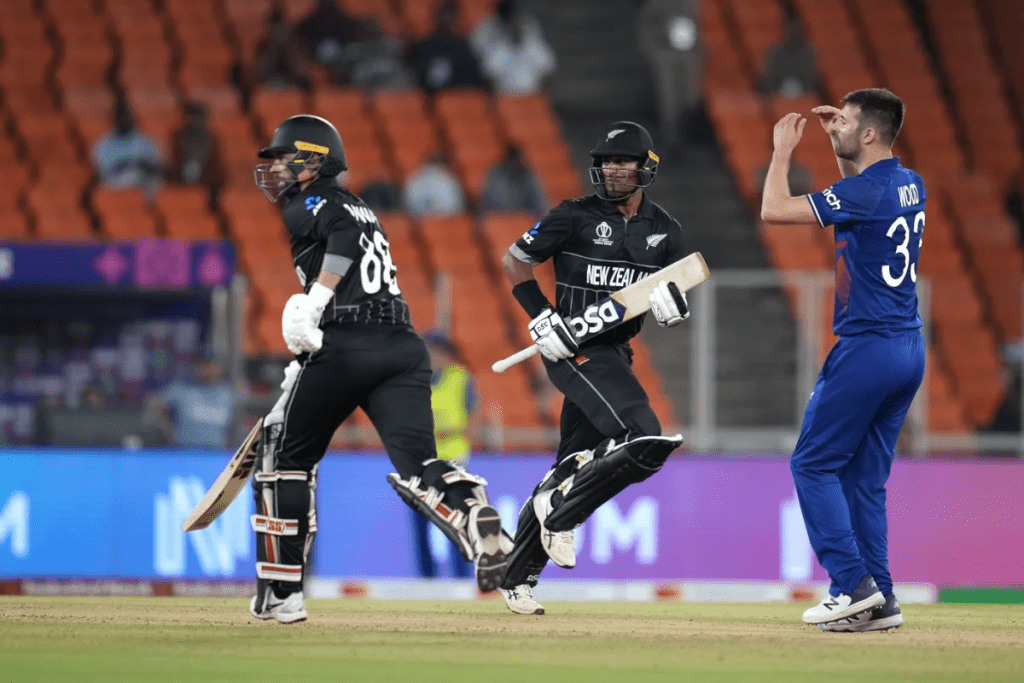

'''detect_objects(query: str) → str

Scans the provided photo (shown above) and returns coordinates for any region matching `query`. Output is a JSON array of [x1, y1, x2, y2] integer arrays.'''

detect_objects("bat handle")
[[492, 344, 541, 373]]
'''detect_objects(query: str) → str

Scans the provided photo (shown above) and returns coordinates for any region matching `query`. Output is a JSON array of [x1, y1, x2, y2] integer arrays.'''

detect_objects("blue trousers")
[[790, 330, 925, 596]]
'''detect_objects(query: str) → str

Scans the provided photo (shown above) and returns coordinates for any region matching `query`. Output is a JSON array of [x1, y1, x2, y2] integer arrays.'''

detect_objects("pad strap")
[[251, 515, 299, 536], [256, 562, 304, 582]]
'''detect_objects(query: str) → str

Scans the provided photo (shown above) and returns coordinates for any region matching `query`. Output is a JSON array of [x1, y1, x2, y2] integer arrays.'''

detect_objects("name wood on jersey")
[[586, 263, 638, 288], [343, 204, 378, 224]]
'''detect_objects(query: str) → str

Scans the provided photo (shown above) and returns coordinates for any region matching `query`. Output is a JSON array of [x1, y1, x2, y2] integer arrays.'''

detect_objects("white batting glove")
[[649, 280, 689, 327], [281, 282, 334, 354], [529, 308, 579, 362], [280, 360, 301, 392]]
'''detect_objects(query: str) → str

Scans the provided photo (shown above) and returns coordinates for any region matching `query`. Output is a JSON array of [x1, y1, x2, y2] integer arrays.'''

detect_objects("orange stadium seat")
[[0, 209, 31, 239], [27, 182, 95, 240], [701, 0, 752, 90], [155, 186, 223, 240], [91, 187, 160, 239]]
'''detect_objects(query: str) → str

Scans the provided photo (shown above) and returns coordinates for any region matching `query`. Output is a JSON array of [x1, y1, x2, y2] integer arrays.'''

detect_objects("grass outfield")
[[1, 598, 1022, 682]]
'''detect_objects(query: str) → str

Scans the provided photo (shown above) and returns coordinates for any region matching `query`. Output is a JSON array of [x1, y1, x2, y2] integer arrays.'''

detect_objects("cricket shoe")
[[500, 584, 545, 615], [467, 504, 508, 593], [533, 488, 576, 568], [250, 588, 308, 624], [802, 575, 884, 625], [819, 593, 904, 632]]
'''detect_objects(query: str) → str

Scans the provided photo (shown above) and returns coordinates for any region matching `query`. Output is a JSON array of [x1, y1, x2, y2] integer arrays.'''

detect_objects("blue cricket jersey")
[[806, 158, 926, 336]]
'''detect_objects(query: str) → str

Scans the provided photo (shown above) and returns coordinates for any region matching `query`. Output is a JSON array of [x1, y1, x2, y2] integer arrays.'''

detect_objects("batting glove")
[[280, 360, 301, 392], [649, 280, 689, 327], [529, 308, 579, 362], [282, 282, 334, 354]]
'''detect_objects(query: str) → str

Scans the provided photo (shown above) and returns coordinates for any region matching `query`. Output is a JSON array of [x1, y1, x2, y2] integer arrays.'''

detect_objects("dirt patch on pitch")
[[2, 598, 1021, 651]]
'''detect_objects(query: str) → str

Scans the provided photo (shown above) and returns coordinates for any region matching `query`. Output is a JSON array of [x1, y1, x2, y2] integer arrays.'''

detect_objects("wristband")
[[512, 280, 552, 318]]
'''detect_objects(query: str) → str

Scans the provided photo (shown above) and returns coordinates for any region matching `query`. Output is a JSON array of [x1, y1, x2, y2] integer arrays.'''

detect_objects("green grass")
[[1, 598, 1022, 682]]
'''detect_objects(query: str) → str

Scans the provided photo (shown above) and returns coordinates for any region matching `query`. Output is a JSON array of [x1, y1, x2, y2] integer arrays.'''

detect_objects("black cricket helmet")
[[254, 114, 348, 202], [589, 121, 659, 201]]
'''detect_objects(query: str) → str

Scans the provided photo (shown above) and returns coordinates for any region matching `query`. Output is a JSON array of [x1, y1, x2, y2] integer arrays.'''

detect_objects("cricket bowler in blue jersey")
[[761, 88, 925, 632]]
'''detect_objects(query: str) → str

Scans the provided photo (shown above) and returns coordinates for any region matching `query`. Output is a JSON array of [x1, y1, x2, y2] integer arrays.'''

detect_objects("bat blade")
[[492, 252, 710, 373], [181, 418, 263, 532]]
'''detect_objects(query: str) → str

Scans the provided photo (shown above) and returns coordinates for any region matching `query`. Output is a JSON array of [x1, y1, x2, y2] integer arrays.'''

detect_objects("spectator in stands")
[[169, 101, 224, 200], [294, 0, 362, 84], [986, 341, 1023, 434], [409, 331, 484, 579], [347, 17, 417, 92], [361, 178, 403, 212], [480, 144, 547, 218], [150, 352, 236, 448], [92, 98, 163, 199], [407, 0, 486, 94], [403, 150, 467, 217], [254, 4, 312, 90], [470, 0, 556, 94], [760, 13, 823, 99], [637, 0, 701, 147]]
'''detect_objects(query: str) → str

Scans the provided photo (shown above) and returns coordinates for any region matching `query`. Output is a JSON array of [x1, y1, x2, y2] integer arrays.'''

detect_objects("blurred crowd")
[[89, 0, 554, 220]]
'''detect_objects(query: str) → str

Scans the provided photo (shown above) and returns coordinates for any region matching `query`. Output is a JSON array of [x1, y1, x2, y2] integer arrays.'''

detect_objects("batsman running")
[[245, 114, 509, 623], [497, 121, 692, 614]]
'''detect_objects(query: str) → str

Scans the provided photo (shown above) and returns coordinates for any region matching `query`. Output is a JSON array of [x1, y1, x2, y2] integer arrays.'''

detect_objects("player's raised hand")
[[773, 113, 806, 155], [811, 105, 842, 132]]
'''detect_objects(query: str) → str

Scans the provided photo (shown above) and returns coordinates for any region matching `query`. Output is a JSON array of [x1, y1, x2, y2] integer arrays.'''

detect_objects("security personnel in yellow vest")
[[411, 331, 481, 578]]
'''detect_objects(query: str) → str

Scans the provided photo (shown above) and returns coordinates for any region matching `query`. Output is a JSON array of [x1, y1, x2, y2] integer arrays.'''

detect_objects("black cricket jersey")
[[281, 177, 411, 326], [510, 193, 687, 346]]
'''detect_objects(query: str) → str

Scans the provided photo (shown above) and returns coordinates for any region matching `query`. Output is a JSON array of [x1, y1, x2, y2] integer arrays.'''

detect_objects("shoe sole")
[[532, 493, 575, 569], [820, 613, 904, 632], [505, 604, 546, 615], [473, 506, 508, 593], [803, 591, 885, 624]]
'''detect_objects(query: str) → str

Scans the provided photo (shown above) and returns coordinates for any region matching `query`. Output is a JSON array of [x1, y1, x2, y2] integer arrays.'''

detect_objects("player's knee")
[[625, 406, 661, 440]]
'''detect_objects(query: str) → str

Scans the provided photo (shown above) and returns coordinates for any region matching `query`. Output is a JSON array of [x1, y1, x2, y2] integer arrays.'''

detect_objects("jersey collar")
[[862, 157, 899, 177]]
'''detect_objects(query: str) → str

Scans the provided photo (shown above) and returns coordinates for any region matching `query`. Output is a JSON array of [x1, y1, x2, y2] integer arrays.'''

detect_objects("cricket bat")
[[492, 252, 710, 373], [181, 417, 263, 532]]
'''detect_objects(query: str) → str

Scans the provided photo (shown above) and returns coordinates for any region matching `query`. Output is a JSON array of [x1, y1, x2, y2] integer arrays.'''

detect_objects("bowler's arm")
[[760, 150, 818, 224]]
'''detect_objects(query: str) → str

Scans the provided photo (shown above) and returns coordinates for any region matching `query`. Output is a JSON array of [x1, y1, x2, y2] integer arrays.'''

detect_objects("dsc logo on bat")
[[569, 299, 627, 337]]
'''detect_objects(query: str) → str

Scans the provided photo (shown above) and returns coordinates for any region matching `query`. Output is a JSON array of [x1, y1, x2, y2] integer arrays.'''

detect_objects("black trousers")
[[502, 342, 661, 589], [277, 322, 435, 476], [267, 323, 437, 588]]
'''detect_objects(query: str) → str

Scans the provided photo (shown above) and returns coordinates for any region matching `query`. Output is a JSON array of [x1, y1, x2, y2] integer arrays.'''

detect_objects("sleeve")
[[322, 212, 364, 276], [664, 218, 688, 265], [806, 174, 879, 227], [508, 200, 575, 265]]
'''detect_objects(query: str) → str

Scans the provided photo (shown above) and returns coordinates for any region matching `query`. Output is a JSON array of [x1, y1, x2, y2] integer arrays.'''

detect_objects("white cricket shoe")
[[467, 504, 508, 593], [802, 575, 884, 625], [819, 593, 904, 632], [500, 584, 545, 615], [533, 489, 576, 568], [250, 588, 308, 624]]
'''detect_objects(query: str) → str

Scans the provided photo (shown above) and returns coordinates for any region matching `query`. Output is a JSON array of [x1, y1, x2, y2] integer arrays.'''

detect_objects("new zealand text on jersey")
[[586, 263, 639, 288]]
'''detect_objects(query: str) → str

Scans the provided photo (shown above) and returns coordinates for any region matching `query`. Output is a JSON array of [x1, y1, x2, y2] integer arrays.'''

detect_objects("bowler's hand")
[[811, 105, 842, 132], [772, 113, 807, 155]]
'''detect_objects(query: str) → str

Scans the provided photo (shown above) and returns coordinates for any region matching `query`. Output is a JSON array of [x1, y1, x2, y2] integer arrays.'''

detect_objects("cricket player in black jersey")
[[247, 115, 509, 623], [498, 121, 691, 615]]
